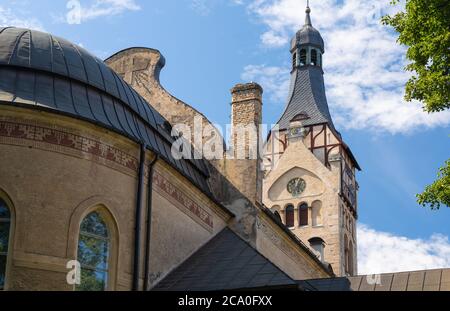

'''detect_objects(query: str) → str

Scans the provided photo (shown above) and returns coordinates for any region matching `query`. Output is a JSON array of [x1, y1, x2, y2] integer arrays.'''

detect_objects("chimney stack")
[[226, 82, 263, 205]]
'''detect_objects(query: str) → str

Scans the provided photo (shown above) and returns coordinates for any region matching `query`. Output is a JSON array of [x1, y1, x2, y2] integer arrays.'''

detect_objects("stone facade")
[[263, 123, 358, 276], [0, 106, 231, 290], [0, 78, 331, 291]]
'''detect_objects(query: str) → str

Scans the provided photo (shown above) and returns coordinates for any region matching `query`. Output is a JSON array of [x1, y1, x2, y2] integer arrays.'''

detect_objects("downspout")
[[132, 143, 146, 291], [144, 154, 158, 291]]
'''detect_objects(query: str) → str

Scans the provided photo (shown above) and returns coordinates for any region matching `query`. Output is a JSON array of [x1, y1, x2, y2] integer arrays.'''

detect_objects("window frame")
[[285, 205, 295, 228], [0, 192, 14, 291], [299, 49, 307, 66], [76, 209, 114, 292], [299, 203, 309, 227], [311, 49, 318, 66]]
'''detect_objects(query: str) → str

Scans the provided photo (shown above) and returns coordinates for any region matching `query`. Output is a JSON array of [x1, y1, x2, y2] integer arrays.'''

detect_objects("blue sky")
[[1, 0, 449, 274]]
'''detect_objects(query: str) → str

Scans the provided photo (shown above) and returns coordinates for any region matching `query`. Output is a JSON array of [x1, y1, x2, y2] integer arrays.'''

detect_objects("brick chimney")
[[225, 82, 263, 205]]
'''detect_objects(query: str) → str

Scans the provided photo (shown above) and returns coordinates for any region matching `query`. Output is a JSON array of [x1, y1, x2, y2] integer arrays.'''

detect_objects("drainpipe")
[[132, 143, 146, 291], [144, 154, 158, 291]]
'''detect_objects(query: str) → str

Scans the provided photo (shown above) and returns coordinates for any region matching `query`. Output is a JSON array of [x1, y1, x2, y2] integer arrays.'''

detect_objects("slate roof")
[[298, 277, 352, 291], [349, 269, 450, 291], [0, 27, 213, 197], [279, 6, 335, 132], [153, 228, 296, 291], [277, 66, 336, 131]]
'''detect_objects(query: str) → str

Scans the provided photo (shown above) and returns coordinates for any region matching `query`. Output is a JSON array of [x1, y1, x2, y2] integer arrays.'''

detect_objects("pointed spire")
[[305, 0, 312, 26]]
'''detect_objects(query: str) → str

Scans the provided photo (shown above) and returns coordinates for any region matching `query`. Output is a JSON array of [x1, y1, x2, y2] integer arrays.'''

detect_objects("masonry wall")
[[263, 135, 344, 276], [0, 106, 230, 291]]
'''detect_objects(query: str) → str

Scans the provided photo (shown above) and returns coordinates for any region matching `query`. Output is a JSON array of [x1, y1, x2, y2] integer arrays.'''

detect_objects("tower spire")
[[305, 1, 312, 26]]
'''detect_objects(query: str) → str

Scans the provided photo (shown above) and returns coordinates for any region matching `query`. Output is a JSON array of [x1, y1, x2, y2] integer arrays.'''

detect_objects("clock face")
[[287, 178, 306, 197]]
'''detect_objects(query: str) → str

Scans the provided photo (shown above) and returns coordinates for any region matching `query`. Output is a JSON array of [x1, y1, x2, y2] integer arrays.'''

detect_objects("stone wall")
[[0, 106, 230, 290]]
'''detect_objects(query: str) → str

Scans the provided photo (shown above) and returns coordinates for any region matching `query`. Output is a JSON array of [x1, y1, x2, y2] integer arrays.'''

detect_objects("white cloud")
[[0, 6, 44, 30], [358, 224, 450, 275], [239, 0, 450, 133], [66, 0, 140, 25]]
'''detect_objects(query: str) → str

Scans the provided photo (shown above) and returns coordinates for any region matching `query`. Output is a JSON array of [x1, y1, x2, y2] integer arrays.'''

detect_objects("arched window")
[[292, 52, 297, 69], [299, 203, 308, 227], [309, 237, 325, 262], [311, 201, 322, 227], [344, 234, 349, 275], [348, 241, 354, 276], [285, 205, 295, 228], [311, 49, 317, 66], [0, 199, 11, 290], [299, 49, 307, 65], [76, 211, 111, 291]]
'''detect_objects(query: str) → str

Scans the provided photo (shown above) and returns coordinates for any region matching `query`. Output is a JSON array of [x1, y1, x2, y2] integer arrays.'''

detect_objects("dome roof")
[[291, 6, 324, 52], [0, 27, 212, 193]]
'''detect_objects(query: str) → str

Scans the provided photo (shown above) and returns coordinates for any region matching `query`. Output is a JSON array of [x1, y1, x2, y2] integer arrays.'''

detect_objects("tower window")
[[285, 205, 295, 228], [311, 49, 318, 66], [300, 49, 307, 66], [312, 201, 322, 226], [344, 234, 349, 275], [292, 52, 297, 69], [299, 203, 308, 226], [348, 241, 354, 276], [0, 199, 11, 290], [309, 237, 325, 262], [77, 211, 111, 291]]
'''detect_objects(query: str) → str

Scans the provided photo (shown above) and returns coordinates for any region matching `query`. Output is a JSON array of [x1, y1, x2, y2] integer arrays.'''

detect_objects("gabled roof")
[[0, 27, 213, 197], [153, 228, 296, 291]]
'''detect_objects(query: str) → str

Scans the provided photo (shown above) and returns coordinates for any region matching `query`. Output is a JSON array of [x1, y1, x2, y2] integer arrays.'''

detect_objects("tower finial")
[[305, 0, 312, 26]]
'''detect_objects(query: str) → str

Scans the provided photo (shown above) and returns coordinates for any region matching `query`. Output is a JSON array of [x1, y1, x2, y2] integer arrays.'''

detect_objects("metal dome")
[[291, 6, 324, 52], [0, 26, 211, 194]]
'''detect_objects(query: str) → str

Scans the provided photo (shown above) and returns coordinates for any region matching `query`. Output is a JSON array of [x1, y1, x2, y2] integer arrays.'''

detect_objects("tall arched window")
[[348, 241, 354, 276], [344, 234, 349, 275], [292, 52, 297, 69], [285, 205, 295, 228], [299, 203, 308, 227], [311, 49, 318, 65], [299, 49, 307, 65], [309, 237, 325, 262], [0, 199, 11, 290], [312, 201, 322, 227], [76, 211, 111, 291]]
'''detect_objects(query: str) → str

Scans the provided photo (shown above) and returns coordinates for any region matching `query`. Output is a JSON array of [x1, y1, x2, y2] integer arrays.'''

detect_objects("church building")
[[0, 5, 449, 292]]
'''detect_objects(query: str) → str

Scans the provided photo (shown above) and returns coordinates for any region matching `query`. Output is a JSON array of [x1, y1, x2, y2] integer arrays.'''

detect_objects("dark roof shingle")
[[0, 26, 212, 196], [153, 228, 296, 291]]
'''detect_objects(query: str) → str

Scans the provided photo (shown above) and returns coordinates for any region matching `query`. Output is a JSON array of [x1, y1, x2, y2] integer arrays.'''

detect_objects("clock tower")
[[262, 4, 360, 277]]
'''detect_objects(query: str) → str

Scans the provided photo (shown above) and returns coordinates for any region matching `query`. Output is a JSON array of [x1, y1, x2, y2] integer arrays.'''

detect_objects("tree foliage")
[[382, 0, 450, 113], [383, 0, 450, 209], [417, 160, 450, 210]]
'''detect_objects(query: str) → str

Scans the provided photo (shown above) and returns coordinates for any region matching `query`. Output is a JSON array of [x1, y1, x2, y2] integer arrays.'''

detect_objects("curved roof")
[[0, 27, 212, 195], [277, 66, 335, 131], [291, 6, 324, 52]]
